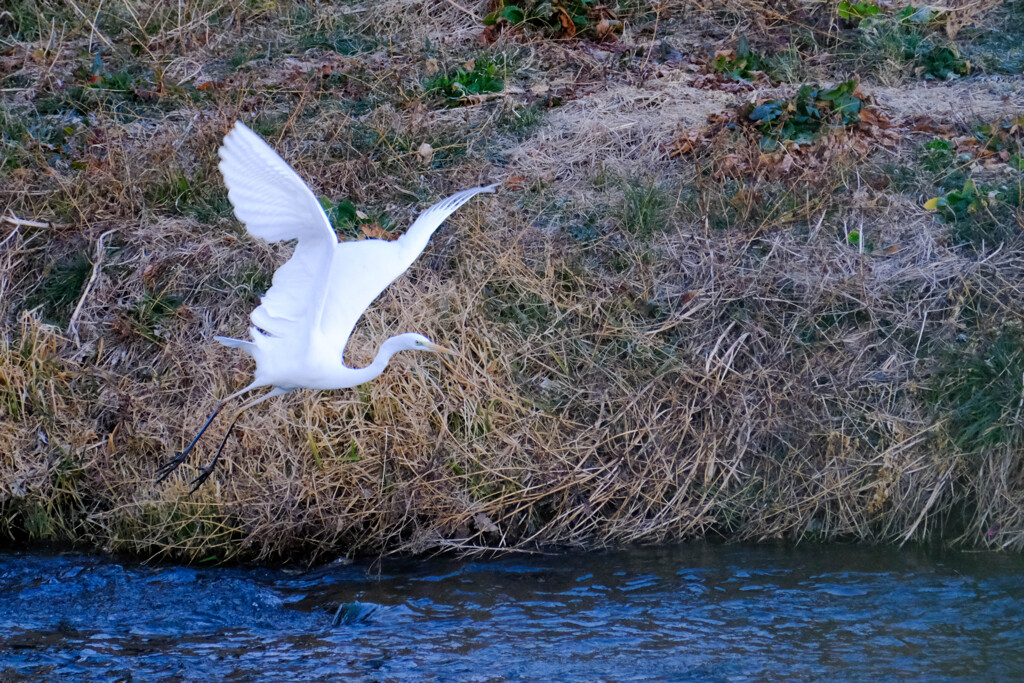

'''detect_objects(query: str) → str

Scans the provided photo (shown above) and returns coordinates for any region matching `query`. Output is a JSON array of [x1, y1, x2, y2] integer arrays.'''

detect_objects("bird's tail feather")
[[215, 335, 254, 352]]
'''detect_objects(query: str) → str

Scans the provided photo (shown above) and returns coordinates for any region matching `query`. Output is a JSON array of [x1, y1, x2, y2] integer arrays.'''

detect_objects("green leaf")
[[750, 101, 783, 122], [924, 138, 952, 151], [737, 35, 750, 58], [500, 5, 526, 23]]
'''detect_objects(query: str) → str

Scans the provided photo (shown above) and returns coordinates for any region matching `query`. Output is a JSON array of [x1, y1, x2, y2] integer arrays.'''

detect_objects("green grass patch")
[[25, 251, 92, 327], [496, 103, 545, 138], [146, 172, 232, 222], [619, 179, 670, 238], [119, 288, 183, 345], [229, 263, 272, 303], [298, 29, 374, 56], [852, 6, 967, 81], [484, 280, 551, 335], [929, 327, 1024, 452]]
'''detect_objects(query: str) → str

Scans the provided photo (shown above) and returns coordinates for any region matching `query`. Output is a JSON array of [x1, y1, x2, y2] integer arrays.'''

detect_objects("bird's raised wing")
[[218, 122, 337, 343], [321, 183, 499, 360]]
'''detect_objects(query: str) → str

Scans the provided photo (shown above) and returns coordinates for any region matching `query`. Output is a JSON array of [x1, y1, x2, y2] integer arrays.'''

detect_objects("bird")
[[156, 121, 497, 492]]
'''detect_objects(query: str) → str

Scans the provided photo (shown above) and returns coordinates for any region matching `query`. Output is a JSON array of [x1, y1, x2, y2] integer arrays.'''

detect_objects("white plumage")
[[157, 121, 497, 491]]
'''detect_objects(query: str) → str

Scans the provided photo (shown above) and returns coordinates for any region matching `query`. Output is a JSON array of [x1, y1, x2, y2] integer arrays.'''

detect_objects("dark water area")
[[1, 544, 1022, 681]]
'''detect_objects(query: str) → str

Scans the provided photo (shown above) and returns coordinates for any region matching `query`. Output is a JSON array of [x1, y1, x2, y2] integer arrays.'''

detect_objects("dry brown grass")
[[1, 0, 1023, 562]]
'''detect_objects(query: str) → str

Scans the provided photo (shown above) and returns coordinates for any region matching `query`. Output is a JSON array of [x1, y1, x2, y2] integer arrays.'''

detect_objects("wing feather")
[[321, 183, 499, 358], [218, 122, 337, 343]]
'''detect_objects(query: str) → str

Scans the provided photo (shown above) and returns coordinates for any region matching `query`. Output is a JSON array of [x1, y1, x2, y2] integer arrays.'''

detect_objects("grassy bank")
[[1, 0, 1023, 562]]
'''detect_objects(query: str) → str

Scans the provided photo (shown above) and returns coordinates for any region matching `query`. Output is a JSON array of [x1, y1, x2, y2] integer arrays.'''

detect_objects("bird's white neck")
[[334, 335, 409, 388]]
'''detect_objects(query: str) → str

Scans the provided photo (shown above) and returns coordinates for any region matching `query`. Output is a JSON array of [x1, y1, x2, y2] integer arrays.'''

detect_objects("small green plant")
[[424, 56, 504, 105], [748, 80, 863, 150], [838, 1, 881, 23], [710, 36, 771, 82], [973, 117, 1024, 158], [619, 179, 669, 238], [925, 178, 986, 223], [929, 327, 1024, 452], [319, 197, 392, 240], [568, 213, 602, 242], [921, 138, 955, 173], [916, 44, 969, 79], [484, 0, 602, 38], [925, 179, 1023, 247]]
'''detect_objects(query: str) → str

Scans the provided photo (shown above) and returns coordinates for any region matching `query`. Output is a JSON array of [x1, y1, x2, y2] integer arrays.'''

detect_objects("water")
[[1, 544, 1022, 681]]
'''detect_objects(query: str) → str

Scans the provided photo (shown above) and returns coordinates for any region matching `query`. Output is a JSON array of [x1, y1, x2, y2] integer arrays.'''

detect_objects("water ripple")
[[1, 545, 1023, 681]]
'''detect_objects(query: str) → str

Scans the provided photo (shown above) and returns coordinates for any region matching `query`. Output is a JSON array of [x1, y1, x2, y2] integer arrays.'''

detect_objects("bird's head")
[[391, 332, 454, 355]]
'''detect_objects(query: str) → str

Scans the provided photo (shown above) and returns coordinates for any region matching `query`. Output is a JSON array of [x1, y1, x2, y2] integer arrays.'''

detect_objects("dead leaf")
[[556, 8, 576, 38], [360, 222, 394, 240], [479, 25, 500, 46], [596, 18, 622, 41]]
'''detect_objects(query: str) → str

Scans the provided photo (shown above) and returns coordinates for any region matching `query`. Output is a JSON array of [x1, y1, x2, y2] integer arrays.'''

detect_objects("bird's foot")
[[188, 460, 220, 495], [155, 451, 191, 484], [156, 402, 226, 487]]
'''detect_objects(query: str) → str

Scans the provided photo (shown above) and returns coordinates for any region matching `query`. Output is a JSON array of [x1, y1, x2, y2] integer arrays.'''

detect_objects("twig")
[[66, 0, 113, 48], [900, 467, 953, 546], [3, 213, 54, 229], [0, 224, 19, 250], [68, 228, 117, 346], [442, 0, 478, 18]]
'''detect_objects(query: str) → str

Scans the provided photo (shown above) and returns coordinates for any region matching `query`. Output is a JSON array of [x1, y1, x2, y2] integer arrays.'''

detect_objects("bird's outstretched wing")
[[321, 183, 499, 361], [218, 122, 337, 344]]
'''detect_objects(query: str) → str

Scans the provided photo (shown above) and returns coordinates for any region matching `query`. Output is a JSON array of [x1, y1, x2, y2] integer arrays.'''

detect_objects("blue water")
[[1, 544, 1022, 681]]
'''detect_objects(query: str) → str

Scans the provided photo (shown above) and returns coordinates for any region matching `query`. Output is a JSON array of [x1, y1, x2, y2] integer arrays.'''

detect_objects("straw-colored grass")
[[1, 0, 1023, 562]]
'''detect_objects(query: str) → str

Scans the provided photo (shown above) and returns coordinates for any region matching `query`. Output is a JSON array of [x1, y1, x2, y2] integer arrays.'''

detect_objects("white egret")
[[157, 121, 497, 492]]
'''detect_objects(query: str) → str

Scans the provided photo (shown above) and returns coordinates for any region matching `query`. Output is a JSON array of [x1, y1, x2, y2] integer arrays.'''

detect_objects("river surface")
[[0, 544, 1022, 681]]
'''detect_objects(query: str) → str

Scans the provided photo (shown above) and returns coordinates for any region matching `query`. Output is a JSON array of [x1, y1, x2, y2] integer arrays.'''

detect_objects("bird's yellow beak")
[[426, 342, 455, 355]]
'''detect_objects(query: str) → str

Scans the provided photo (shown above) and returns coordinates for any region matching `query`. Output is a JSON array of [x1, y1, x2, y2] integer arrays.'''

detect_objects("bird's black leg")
[[185, 386, 289, 493], [188, 413, 241, 494], [156, 401, 223, 484]]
